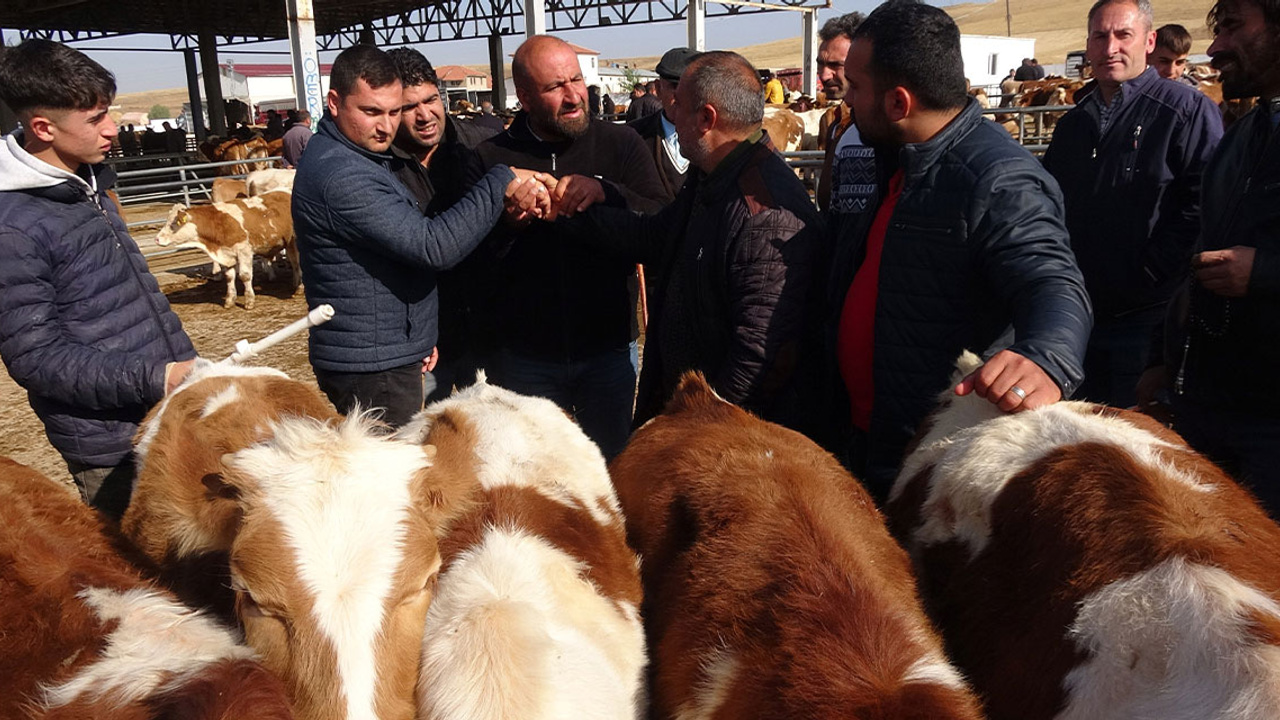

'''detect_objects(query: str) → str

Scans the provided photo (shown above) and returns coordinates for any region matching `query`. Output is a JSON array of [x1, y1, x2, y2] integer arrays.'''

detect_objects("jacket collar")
[[317, 114, 395, 163], [896, 97, 984, 183], [697, 129, 770, 203], [501, 111, 589, 151], [0, 129, 116, 202]]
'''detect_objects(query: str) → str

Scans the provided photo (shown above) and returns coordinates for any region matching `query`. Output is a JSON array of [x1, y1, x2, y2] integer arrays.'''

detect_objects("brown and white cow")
[[211, 177, 249, 203], [0, 456, 293, 720], [609, 373, 984, 720], [155, 191, 299, 309], [395, 376, 647, 720], [246, 168, 296, 196], [762, 105, 807, 153], [125, 362, 457, 720], [887, 351, 1280, 720]]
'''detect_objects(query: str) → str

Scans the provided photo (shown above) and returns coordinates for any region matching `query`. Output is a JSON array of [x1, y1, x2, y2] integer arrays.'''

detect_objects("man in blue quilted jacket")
[[0, 40, 197, 519], [293, 44, 544, 427]]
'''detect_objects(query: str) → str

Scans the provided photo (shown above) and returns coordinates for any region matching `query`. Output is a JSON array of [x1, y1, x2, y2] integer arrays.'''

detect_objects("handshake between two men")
[[503, 170, 604, 225]]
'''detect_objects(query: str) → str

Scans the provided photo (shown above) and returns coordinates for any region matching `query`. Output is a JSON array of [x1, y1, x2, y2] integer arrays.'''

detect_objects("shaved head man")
[[475, 34, 666, 460]]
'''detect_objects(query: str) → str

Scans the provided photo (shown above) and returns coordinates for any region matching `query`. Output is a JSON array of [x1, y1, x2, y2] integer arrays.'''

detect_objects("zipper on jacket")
[[94, 188, 184, 359], [1174, 335, 1190, 395], [551, 152, 557, 173]]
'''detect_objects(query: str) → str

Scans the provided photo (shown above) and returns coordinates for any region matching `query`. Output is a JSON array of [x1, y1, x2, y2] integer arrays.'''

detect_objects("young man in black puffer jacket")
[[0, 41, 197, 519]]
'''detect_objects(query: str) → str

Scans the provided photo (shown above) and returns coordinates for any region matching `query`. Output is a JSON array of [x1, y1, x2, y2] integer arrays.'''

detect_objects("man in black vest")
[[627, 47, 698, 203]]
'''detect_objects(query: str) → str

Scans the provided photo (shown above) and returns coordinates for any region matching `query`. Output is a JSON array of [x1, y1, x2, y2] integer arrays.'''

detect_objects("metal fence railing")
[[981, 104, 1076, 153]]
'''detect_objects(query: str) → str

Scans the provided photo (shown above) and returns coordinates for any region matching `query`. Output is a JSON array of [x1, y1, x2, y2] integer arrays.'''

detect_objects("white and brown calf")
[[0, 456, 293, 720], [125, 363, 456, 720], [887, 351, 1280, 720], [608, 372, 984, 720], [155, 191, 299, 309], [395, 376, 647, 720]]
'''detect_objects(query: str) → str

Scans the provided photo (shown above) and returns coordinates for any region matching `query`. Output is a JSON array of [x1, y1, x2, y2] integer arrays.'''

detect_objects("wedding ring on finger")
[[1008, 385, 1027, 401]]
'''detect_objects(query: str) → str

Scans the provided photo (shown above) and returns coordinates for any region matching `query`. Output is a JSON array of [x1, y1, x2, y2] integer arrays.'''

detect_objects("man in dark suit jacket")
[[626, 47, 698, 203]]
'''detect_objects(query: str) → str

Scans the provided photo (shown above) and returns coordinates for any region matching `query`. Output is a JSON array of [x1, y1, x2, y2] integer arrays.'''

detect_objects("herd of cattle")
[[5, 350, 1280, 720]]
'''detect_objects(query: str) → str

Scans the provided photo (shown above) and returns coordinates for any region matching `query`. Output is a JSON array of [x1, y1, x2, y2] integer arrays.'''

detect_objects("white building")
[[196, 62, 332, 115], [960, 34, 1037, 91]]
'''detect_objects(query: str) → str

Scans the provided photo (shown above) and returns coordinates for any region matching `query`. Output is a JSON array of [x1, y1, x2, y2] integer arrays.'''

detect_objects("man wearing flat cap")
[[627, 46, 699, 203]]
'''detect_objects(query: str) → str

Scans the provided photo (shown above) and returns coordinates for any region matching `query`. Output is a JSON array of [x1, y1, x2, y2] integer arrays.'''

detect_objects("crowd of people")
[[0, 0, 1276, 521]]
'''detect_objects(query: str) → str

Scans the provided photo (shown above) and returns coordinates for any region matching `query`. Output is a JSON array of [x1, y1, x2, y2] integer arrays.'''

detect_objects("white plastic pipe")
[[222, 304, 334, 364]]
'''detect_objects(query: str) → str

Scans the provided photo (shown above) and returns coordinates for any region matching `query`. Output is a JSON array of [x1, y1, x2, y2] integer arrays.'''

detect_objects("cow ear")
[[202, 470, 240, 501]]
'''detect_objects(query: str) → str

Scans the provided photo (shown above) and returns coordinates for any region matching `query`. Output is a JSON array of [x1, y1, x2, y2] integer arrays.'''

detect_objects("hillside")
[[945, 0, 1214, 67]]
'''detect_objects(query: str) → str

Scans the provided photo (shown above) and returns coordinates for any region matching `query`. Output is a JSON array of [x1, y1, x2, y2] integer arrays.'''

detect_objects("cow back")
[[611, 372, 983, 720], [889, 358, 1280, 720], [397, 377, 646, 720], [0, 456, 292, 720]]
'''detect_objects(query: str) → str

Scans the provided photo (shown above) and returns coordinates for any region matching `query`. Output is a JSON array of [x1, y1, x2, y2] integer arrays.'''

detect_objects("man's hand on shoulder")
[[547, 174, 605, 221], [954, 349, 1062, 412], [164, 358, 198, 395]]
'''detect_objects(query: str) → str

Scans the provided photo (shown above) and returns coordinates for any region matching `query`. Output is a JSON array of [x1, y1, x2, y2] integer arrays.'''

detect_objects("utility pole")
[[1005, 0, 1012, 36]]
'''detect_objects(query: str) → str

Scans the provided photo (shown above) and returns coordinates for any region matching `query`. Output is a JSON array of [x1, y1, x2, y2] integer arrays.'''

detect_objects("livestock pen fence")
[[109, 152, 286, 274]]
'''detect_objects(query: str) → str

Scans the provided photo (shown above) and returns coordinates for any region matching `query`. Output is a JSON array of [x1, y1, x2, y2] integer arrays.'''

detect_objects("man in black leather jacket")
[[826, 0, 1093, 500], [564, 51, 826, 434], [1139, 0, 1280, 514]]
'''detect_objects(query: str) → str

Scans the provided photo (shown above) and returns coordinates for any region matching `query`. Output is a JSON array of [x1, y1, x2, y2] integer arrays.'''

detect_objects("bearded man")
[[1139, 0, 1280, 515], [475, 34, 665, 459]]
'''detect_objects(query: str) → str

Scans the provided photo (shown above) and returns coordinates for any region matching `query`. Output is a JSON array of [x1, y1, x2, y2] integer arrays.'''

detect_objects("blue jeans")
[[1173, 396, 1280, 520], [493, 345, 637, 460], [1075, 307, 1164, 407]]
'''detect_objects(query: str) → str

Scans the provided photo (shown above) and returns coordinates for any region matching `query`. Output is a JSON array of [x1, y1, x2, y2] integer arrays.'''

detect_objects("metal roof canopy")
[[9, 0, 818, 49], [6, 0, 826, 137]]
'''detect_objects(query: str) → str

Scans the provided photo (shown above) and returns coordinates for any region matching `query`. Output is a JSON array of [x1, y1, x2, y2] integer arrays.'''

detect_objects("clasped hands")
[[505, 169, 604, 225]]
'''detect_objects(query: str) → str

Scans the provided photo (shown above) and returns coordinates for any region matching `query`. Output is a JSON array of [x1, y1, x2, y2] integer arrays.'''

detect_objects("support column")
[[687, 0, 706, 51], [287, 0, 324, 129], [183, 48, 207, 141], [801, 9, 817, 97], [0, 32, 17, 135], [524, 0, 546, 37], [488, 33, 507, 110], [197, 28, 227, 136]]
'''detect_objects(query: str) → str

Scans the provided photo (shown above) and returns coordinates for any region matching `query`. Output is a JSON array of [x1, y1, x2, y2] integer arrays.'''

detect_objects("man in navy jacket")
[[0, 41, 196, 519], [1044, 0, 1221, 408], [293, 44, 540, 427], [826, 0, 1092, 500]]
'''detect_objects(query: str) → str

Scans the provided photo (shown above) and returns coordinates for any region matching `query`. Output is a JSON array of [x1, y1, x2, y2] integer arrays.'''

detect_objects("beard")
[[850, 96, 902, 150], [1214, 33, 1280, 99], [548, 101, 590, 139]]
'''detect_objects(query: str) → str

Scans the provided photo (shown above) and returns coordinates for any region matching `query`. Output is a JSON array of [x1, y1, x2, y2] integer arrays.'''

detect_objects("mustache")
[[1211, 52, 1240, 69], [558, 100, 586, 116]]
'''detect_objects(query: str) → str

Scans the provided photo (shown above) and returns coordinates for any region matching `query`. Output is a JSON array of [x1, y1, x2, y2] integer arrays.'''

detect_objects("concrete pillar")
[[488, 34, 507, 110], [287, 0, 324, 129], [524, 0, 546, 37], [183, 48, 207, 141], [801, 9, 818, 97], [0, 32, 17, 135], [197, 28, 227, 136], [687, 0, 706, 51]]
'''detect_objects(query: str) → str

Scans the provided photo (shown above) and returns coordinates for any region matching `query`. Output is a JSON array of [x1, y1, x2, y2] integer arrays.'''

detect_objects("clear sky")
[[1, 0, 907, 94]]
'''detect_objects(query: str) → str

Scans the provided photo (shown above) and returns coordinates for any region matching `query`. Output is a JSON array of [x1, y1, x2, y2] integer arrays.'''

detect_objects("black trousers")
[[313, 362, 424, 428]]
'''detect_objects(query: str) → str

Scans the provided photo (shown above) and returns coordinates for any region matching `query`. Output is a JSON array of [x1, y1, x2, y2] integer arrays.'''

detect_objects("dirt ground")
[[0, 268, 315, 487]]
